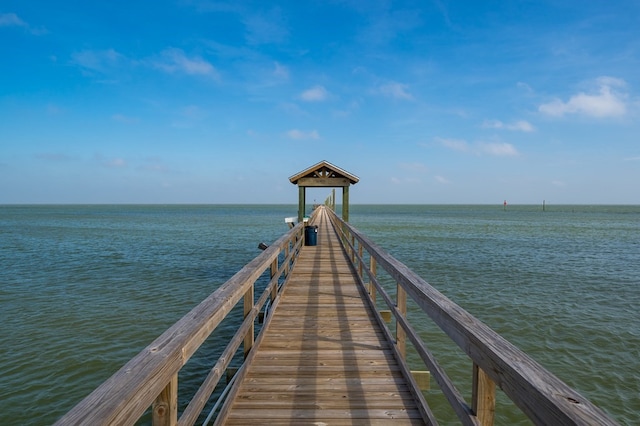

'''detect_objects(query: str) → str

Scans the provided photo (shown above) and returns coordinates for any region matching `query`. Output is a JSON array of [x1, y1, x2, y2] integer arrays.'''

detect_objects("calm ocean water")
[[0, 204, 638, 425]]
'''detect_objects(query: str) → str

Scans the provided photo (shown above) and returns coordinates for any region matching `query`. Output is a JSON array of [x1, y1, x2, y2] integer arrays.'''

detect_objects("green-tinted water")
[[0, 205, 638, 425]]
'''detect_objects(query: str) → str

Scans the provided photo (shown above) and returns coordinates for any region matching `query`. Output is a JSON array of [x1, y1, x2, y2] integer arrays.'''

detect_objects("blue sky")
[[1, 1, 639, 204]]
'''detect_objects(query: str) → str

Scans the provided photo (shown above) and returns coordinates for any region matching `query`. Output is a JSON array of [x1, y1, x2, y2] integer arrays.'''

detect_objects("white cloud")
[[273, 62, 289, 80], [539, 77, 627, 118], [399, 162, 428, 172], [437, 137, 519, 157], [378, 81, 413, 100], [140, 161, 170, 173], [435, 175, 451, 184], [0, 12, 25, 27], [100, 157, 127, 168], [71, 49, 123, 73], [436, 137, 470, 152], [0, 12, 46, 34], [300, 85, 329, 102], [155, 48, 218, 79], [286, 129, 320, 140], [478, 142, 518, 157], [112, 114, 139, 124], [244, 8, 288, 45], [483, 119, 535, 132], [390, 176, 421, 184], [35, 152, 73, 162]]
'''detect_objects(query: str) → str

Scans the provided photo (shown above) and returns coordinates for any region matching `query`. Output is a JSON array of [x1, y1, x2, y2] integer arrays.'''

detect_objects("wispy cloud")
[[437, 137, 519, 157], [97, 155, 127, 169], [35, 152, 74, 162], [378, 81, 413, 100], [300, 85, 329, 102], [483, 119, 535, 132], [539, 76, 628, 118], [154, 48, 219, 79], [273, 62, 289, 80], [243, 8, 288, 45], [435, 175, 451, 184], [399, 162, 428, 172], [112, 114, 139, 124], [478, 142, 518, 157], [355, 6, 422, 46], [390, 176, 422, 184], [0, 12, 47, 34], [171, 105, 207, 128], [71, 49, 124, 74], [139, 157, 171, 173], [286, 129, 320, 140], [436, 137, 469, 152]]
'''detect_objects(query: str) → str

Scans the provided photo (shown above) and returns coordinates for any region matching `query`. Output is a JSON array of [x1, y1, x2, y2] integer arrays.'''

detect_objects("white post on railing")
[[472, 363, 496, 425], [152, 373, 177, 426]]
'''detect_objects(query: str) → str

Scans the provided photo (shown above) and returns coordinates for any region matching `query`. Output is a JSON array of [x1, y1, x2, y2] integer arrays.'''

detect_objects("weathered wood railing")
[[326, 207, 618, 425], [54, 220, 307, 426]]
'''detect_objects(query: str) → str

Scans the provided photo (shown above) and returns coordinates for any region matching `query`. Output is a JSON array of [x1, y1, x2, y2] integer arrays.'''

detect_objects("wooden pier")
[[218, 208, 425, 425], [56, 162, 619, 426]]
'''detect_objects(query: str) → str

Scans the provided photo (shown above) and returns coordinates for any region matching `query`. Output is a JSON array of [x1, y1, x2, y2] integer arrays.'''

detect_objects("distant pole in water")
[[503, 200, 507, 211], [543, 200, 546, 212]]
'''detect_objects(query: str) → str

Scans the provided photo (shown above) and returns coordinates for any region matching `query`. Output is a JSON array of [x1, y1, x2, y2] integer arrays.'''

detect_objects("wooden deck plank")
[[222, 209, 425, 425]]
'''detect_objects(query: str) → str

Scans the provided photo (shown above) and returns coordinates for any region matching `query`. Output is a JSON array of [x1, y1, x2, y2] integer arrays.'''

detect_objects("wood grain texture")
[[220, 209, 426, 425]]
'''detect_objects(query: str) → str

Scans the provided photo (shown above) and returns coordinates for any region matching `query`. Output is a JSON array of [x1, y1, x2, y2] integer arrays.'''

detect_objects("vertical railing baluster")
[[396, 283, 407, 359], [472, 363, 496, 425], [152, 373, 177, 426], [350, 235, 356, 262], [369, 257, 377, 300], [243, 285, 254, 358], [271, 258, 278, 302]]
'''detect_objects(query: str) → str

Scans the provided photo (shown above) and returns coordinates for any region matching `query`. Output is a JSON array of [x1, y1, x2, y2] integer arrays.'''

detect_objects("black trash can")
[[304, 225, 318, 246]]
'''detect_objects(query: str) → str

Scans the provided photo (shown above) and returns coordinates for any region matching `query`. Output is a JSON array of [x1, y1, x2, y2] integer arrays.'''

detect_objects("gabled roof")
[[289, 160, 359, 186]]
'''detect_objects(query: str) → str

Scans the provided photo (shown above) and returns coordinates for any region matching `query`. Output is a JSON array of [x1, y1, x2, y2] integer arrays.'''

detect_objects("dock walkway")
[[222, 208, 424, 425]]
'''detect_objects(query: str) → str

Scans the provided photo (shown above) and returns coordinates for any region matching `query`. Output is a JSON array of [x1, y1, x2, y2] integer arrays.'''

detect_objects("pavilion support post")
[[342, 186, 350, 222], [332, 188, 336, 211], [298, 186, 306, 223]]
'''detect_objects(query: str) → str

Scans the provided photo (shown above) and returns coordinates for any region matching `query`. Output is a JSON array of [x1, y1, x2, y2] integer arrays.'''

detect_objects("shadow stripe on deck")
[[222, 209, 425, 425]]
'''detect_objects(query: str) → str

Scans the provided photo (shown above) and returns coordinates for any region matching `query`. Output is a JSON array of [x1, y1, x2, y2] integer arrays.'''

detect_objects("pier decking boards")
[[223, 209, 425, 425]]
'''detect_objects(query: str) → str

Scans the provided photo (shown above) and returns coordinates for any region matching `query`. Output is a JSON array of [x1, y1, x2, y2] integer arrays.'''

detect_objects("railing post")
[[152, 373, 177, 426], [369, 257, 377, 300], [358, 244, 363, 278], [271, 258, 278, 302], [350, 235, 356, 262], [284, 241, 290, 277], [396, 283, 407, 359], [244, 285, 254, 358], [472, 363, 496, 425]]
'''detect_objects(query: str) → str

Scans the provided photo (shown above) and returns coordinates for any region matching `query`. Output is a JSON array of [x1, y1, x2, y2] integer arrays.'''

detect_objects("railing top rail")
[[327, 209, 617, 426], [55, 222, 304, 426]]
